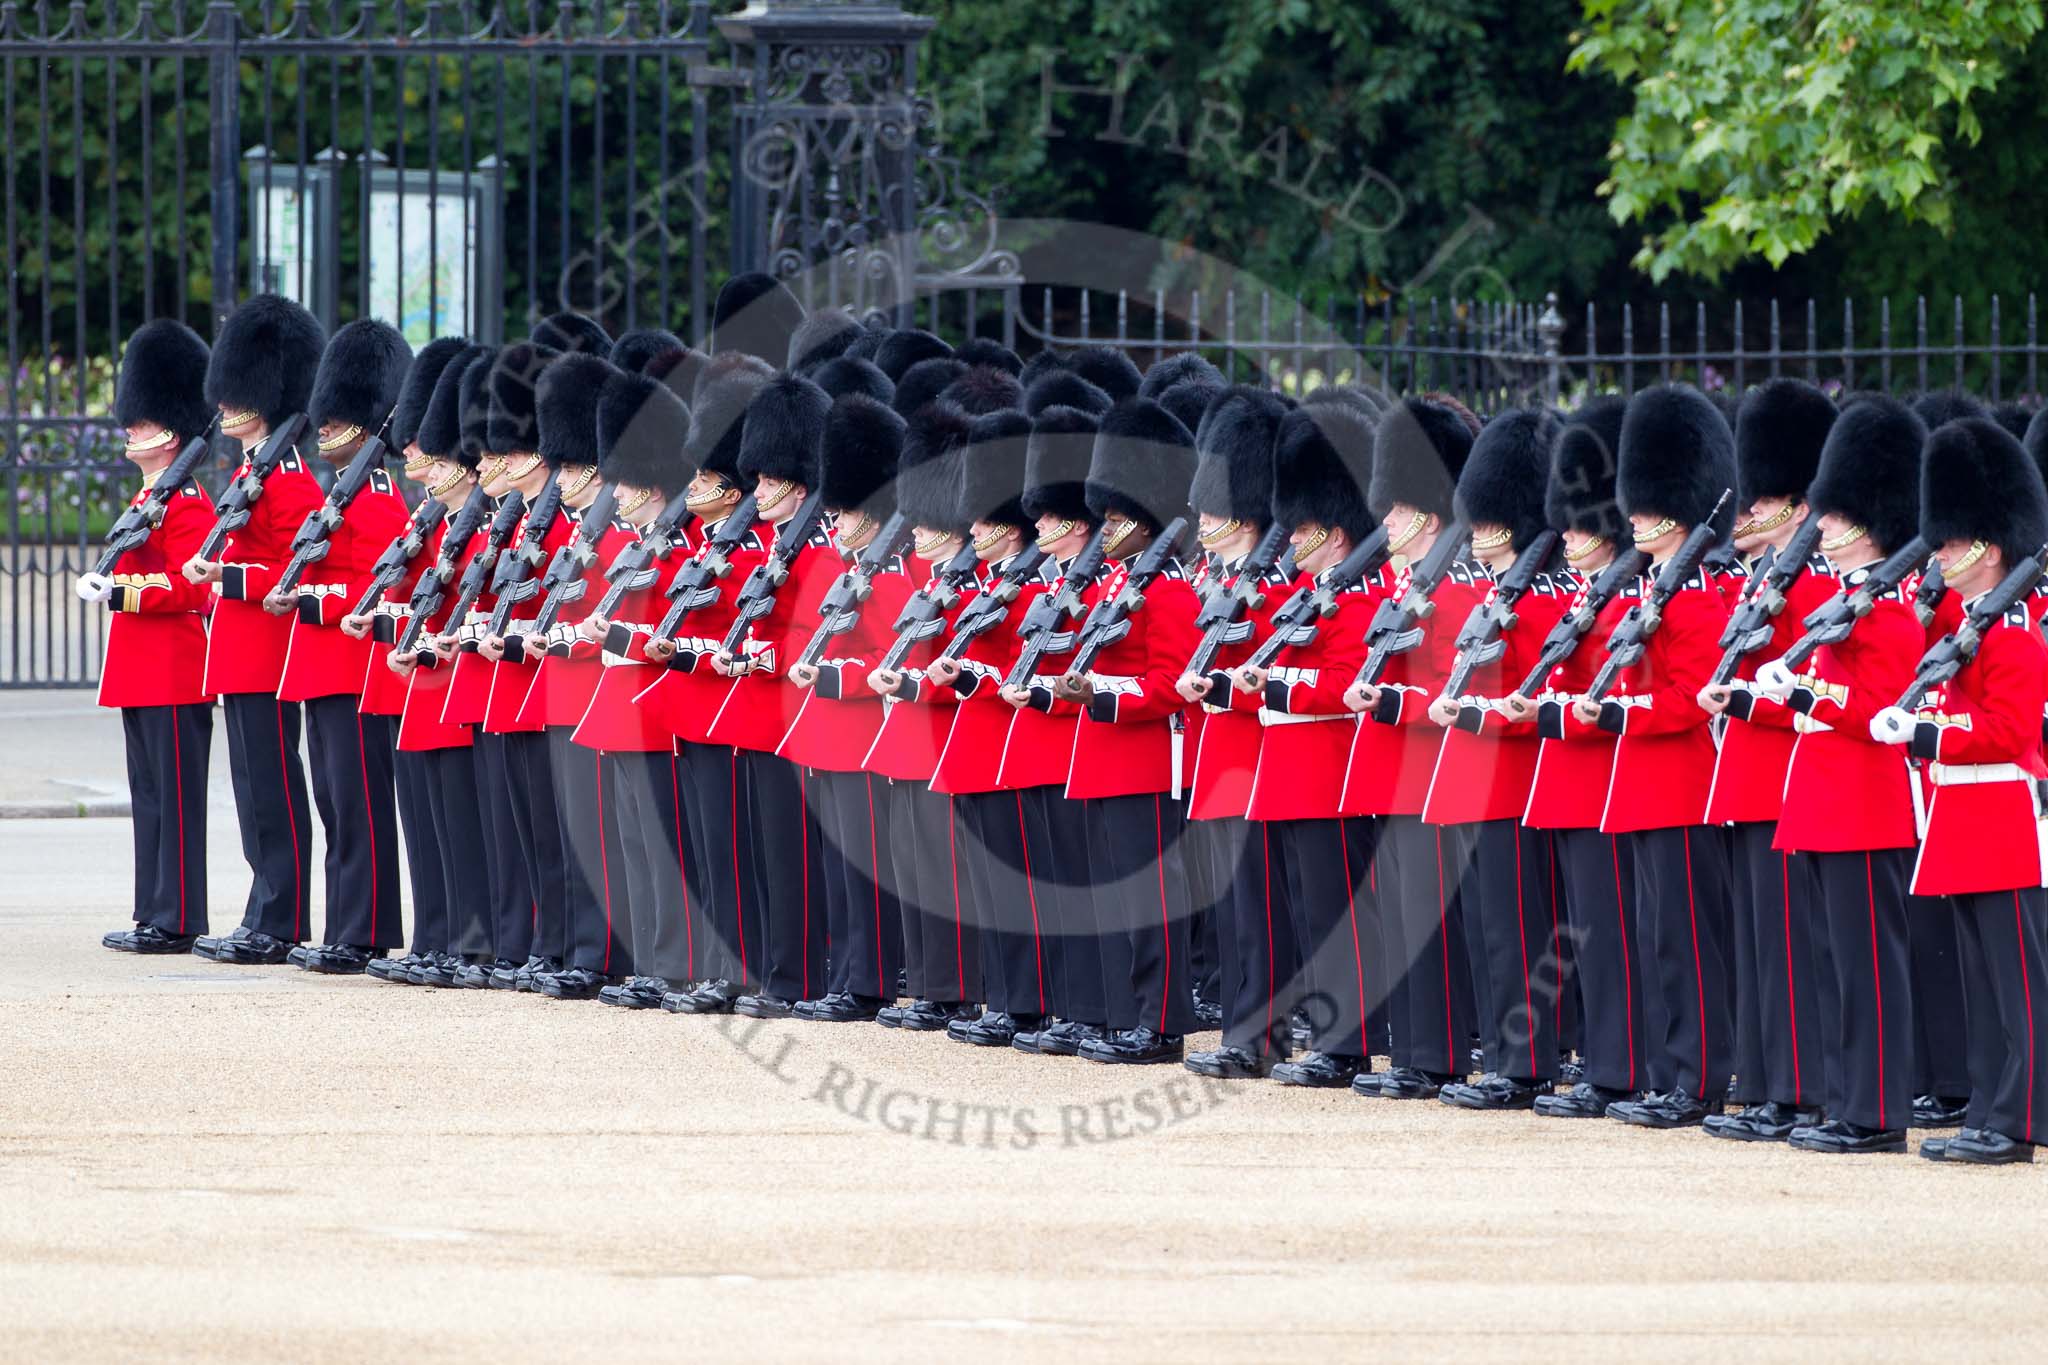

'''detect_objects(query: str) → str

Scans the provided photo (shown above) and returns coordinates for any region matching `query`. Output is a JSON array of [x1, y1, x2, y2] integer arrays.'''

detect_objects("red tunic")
[[1231, 573, 1373, 823], [1186, 557, 1295, 822], [1593, 573, 1729, 835], [476, 510, 573, 735], [433, 527, 498, 727], [571, 525, 694, 754], [630, 518, 769, 745], [1340, 563, 1486, 817], [1056, 560, 1200, 800], [777, 562, 913, 773], [1908, 610, 2048, 895], [202, 446, 324, 696], [704, 521, 843, 754], [1703, 558, 1838, 826], [517, 517, 638, 730], [1523, 569, 1618, 831], [278, 470, 411, 702], [987, 560, 1088, 793], [97, 479, 215, 710], [863, 564, 975, 782], [358, 519, 444, 718], [929, 556, 1064, 795]]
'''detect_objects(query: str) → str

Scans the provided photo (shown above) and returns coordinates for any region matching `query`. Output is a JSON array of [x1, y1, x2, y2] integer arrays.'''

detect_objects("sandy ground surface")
[[6, 802, 2048, 1361]]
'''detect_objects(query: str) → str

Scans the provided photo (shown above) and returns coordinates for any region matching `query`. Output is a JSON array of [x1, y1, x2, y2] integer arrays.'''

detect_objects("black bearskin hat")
[[645, 346, 712, 408], [954, 339, 1023, 376], [1617, 384, 1736, 533], [536, 353, 616, 470], [610, 328, 685, 376], [874, 329, 952, 384], [309, 319, 412, 438], [843, 326, 890, 364], [1272, 400, 1375, 542], [1368, 396, 1475, 522], [892, 357, 969, 419], [1189, 385, 1286, 527], [962, 409, 1032, 531], [2023, 406, 2048, 488], [709, 272, 805, 366], [1022, 346, 1142, 403], [941, 365, 1024, 417], [530, 311, 613, 359], [1024, 405, 1101, 525], [1735, 377, 1836, 507], [1456, 408, 1562, 554], [1923, 417, 2048, 569], [1024, 370, 1112, 419], [737, 372, 829, 491], [446, 348, 496, 468], [1304, 384, 1389, 422], [1139, 352, 1224, 401], [389, 336, 470, 452], [1992, 400, 2035, 443], [819, 393, 905, 521], [898, 401, 973, 534], [114, 319, 211, 441], [810, 355, 895, 406], [789, 308, 865, 374], [1157, 379, 1225, 440], [1912, 390, 1986, 433], [685, 353, 774, 488], [1546, 396, 1627, 539], [598, 367, 694, 499], [1086, 398, 1195, 531], [485, 342, 561, 455], [1807, 394, 1925, 555], [205, 294, 325, 429]]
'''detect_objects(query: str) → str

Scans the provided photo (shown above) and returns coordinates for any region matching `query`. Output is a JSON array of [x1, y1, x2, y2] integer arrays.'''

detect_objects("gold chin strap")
[[1295, 525, 1330, 559], [316, 423, 363, 454], [1103, 518, 1141, 556], [1564, 534, 1606, 563], [684, 483, 731, 510], [1632, 516, 1678, 545], [124, 428, 180, 456], [1471, 526, 1513, 552], [1733, 502, 1796, 539], [755, 477, 794, 515], [912, 528, 954, 557], [1034, 518, 1076, 550], [505, 454, 544, 482], [219, 408, 259, 430], [617, 486, 655, 519], [1387, 509, 1429, 554], [839, 513, 876, 549], [560, 465, 597, 500], [428, 466, 468, 498], [473, 455, 505, 484], [1197, 517, 1242, 547], [972, 523, 1014, 553], [1948, 539, 1990, 577], [403, 453, 435, 473], [1819, 523, 1868, 553]]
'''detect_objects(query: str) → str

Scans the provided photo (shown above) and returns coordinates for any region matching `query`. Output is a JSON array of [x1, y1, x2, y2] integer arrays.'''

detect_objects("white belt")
[[1258, 709, 1349, 727], [1927, 761, 2030, 787]]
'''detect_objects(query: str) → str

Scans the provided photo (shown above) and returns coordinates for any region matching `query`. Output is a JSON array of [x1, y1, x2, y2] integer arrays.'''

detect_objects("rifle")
[[651, 494, 761, 648], [274, 436, 391, 596], [196, 412, 309, 562], [1000, 521, 1113, 691], [1354, 522, 1474, 689], [352, 496, 450, 643], [1768, 535, 1935, 676], [1059, 517, 1191, 682], [528, 482, 621, 650], [714, 486, 831, 661], [1513, 547, 1649, 699], [432, 491, 528, 657], [484, 470, 568, 653], [591, 491, 696, 625], [874, 541, 985, 678], [1914, 558, 1950, 629], [1231, 526, 1393, 679], [934, 545, 1047, 663], [791, 511, 916, 674], [1891, 544, 2048, 714], [1584, 491, 1734, 702], [1441, 528, 1563, 700], [83, 429, 216, 584], [1182, 520, 1293, 682], [1708, 513, 1825, 687]]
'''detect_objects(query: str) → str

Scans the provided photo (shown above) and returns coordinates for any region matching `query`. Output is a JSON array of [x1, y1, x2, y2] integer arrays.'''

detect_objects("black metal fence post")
[[1538, 291, 1565, 408], [207, 2, 241, 334]]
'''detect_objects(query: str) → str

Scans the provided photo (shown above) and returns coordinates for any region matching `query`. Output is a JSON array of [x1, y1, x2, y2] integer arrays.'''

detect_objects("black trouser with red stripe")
[[610, 747, 686, 983], [1375, 814, 1476, 1076], [122, 702, 212, 937], [1271, 815, 1378, 1061], [739, 749, 827, 1003], [507, 729, 568, 961], [678, 741, 752, 988], [427, 744, 491, 960], [1953, 886, 2048, 1142], [1457, 818, 1563, 1082], [1206, 818, 1299, 1060], [957, 789, 1047, 1017], [221, 691, 313, 942], [1814, 847, 1914, 1131], [1037, 786, 1103, 1026], [1627, 824, 1731, 1103], [889, 781, 982, 1006], [395, 749, 448, 955], [549, 727, 631, 977], [1182, 817, 1224, 1007], [1554, 827, 1643, 1093], [1081, 792, 1196, 1037], [1726, 823, 1833, 1110], [812, 767, 903, 1002], [471, 733, 533, 963], [304, 695, 401, 950], [1909, 893, 1974, 1101]]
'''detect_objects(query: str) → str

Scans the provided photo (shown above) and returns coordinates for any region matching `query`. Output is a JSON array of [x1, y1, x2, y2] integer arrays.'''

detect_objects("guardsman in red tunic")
[[1341, 397, 1484, 1098], [636, 353, 774, 1014], [1695, 379, 1839, 1141], [1428, 408, 1575, 1109], [275, 320, 413, 973], [184, 296, 325, 965], [1567, 385, 1735, 1130], [1753, 395, 1927, 1152], [569, 366, 697, 1008], [1876, 418, 2048, 1165], [93, 321, 218, 953]]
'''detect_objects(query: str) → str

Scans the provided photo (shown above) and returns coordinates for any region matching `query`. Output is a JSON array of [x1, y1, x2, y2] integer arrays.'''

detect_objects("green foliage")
[[1571, 0, 2045, 281]]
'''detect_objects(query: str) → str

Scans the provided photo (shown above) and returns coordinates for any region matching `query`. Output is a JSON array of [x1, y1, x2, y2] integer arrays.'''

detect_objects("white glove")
[[1870, 706, 1916, 746], [1754, 658, 1796, 703], [76, 572, 114, 603]]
